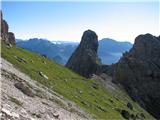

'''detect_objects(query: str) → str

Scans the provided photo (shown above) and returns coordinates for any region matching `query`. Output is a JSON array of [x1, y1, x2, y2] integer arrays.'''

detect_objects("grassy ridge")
[[1, 42, 154, 119]]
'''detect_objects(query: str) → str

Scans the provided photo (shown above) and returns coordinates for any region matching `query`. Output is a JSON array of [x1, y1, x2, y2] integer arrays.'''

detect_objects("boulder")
[[121, 110, 130, 119], [14, 56, 27, 63], [39, 71, 48, 79], [66, 30, 100, 78], [14, 81, 34, 97], [113, 33, 160, 119]]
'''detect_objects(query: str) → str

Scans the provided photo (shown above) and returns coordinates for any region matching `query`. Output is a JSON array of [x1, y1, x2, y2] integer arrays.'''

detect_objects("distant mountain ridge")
[[16, 38, 132, 65], [16, 38, 77, 64], [98, 38, 132, 64]]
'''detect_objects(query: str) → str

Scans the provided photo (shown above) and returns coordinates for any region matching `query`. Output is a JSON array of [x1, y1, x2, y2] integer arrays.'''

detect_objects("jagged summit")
[[129, 33, 160, 60], [79, 29, 98, 52], [66, 29, 100, 78]]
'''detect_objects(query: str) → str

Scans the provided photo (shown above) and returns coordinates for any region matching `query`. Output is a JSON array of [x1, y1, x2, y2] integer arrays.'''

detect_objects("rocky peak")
[[79, 30, 98, 52], [129, 33, 160, 60], [1, 11, 16, 45], [113, 33, 160, 119], [66, 30, 100, 78]]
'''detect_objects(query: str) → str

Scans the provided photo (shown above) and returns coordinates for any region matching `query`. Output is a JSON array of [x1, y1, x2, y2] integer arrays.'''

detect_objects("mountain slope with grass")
[[1, 42, 154, 120], [1, 57, 91, 120]]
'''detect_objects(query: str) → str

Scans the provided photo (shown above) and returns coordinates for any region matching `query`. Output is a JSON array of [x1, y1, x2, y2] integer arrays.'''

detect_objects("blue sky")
[[1, 1, 159, 43]]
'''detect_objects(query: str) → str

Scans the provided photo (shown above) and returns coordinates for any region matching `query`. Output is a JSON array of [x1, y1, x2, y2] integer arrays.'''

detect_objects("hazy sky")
[[1, 1, 159, 43]]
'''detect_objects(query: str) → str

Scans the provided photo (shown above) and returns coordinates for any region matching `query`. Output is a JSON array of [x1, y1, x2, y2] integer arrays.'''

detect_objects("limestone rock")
[[1, 20, 9, 34], [1, 11, 16, 45], [8, 32, 16, 45], [113, 33, 160, 119], [66, 30, 100, 77], [14, 81, 34, 97], [39, 71, 48, 79]]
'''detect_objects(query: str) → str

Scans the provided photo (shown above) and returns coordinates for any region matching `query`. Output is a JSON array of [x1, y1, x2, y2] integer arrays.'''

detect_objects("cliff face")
[[66, 30, 100, 78], [1, 11, 16, 45], [113, 34, 160, 119], [65, 30, 160, 118]]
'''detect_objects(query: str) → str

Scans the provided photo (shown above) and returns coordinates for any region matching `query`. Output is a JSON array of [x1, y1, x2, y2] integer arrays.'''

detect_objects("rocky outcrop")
[[1, 11, 16, 44], [1, 14, 9, 41], [8, 32, 16, 45], [113, 34, 160, 119], [66, 30, 100, 77]]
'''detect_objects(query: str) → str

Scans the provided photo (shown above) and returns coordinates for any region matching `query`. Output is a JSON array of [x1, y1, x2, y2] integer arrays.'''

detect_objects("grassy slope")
[[1, 42, 154, 119]]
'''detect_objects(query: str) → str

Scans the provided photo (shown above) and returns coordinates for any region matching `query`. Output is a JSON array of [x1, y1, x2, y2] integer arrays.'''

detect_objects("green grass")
[[1, 42, 154, 119]]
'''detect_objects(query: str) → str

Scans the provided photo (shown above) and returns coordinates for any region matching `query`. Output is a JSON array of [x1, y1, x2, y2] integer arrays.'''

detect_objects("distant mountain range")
[[16, 38, 132, 65], [98, 38, 132, 64]]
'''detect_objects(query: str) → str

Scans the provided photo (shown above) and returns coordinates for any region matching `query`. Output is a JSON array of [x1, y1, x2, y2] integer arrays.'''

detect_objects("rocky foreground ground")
[[0, 58, 92, 120]]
